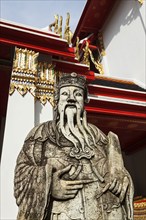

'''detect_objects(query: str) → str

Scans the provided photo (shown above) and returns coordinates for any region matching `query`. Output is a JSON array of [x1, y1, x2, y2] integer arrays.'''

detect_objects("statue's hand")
[[51, 165, 91, 200], [109, 175, 129, 202]]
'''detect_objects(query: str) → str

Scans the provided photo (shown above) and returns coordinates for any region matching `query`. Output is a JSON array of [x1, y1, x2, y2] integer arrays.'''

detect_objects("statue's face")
[[58, 85, 84, 115], [57, 84, 95, 159]]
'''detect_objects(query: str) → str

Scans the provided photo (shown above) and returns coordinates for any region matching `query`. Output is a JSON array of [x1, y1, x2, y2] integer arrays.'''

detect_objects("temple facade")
[[0, 0, 146, 219]]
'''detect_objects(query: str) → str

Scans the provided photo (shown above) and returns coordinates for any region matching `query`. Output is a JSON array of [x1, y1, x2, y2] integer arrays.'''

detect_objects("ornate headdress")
[[58, 72, 86, 89]]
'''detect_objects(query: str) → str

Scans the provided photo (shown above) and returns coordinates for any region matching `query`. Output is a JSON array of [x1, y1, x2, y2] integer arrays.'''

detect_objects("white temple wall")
[[35, 100, 53, 125], [1, 92, 53, 220], [102, 0, 146, 88]]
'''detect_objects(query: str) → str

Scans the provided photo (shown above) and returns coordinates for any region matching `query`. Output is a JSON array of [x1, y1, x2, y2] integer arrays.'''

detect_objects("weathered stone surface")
[[14, 73, 134, 220]]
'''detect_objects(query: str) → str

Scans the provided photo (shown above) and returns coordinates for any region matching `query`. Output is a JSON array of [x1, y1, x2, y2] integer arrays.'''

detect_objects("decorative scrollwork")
[[81, 41, 104, 74], [88, 48, 104, 74], [35, 94, 54, 106], [98, 32, 106, 56]]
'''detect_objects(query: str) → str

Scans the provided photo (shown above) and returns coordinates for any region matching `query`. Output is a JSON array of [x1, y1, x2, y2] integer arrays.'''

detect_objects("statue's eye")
[[75, 92, 82, 97], [61, 91, 68, 96]]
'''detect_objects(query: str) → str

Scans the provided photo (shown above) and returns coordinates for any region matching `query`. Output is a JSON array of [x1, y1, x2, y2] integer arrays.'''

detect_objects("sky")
[[1, 0, 86, 32]]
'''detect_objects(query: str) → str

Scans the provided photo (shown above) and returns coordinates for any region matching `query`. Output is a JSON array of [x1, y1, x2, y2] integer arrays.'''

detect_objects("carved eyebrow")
[[74, 89, 83, 93], [61, 91, 68, 95]]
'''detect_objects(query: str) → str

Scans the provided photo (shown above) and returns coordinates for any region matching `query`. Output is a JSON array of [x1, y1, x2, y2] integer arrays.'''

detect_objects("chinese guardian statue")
[[14, 73, 134, 220]]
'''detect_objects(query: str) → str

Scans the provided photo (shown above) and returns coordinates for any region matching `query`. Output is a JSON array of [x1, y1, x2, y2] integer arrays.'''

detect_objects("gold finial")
[[58, 16, 63, 38], [82, 41, 90, 67], [49, 14, 59, 34], [54, 14, 59, 34], [75, 37, 80, 60], [49, 13, 73, 43], [64, 12, 73, 45]]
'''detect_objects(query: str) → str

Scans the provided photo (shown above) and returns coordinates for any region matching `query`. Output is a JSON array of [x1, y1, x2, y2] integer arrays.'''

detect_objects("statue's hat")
[[58, 72, 86, 89]]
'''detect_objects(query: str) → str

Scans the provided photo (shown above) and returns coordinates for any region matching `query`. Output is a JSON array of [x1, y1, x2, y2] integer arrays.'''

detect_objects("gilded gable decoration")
[[36, 62, 55, 105], [88, 48, 104, 74], [98, 32, 106, 56], [10, 47, 56, 106], [76, 39, 104, 74], [13, 47, 38, 74]]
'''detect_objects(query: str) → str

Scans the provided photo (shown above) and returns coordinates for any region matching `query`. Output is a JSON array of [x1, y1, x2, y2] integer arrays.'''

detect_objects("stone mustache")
[[14, 72, 134, 220]]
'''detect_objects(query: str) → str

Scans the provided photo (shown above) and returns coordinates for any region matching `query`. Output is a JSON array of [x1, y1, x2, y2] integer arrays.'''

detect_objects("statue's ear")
[[84, 86, 90, 103], [53, 107, 58, 121], [85, 97, 90, 104], [54, 86, 59, 102]]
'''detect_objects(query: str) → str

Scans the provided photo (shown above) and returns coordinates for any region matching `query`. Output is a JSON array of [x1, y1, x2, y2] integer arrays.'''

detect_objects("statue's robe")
[[14, 121, 134, 220]]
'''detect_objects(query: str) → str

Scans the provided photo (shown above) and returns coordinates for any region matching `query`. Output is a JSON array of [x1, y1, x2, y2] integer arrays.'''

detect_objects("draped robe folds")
[[14, 121, 134, 220]]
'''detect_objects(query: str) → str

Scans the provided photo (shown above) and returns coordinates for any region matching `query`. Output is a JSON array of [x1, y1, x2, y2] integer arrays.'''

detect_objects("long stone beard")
[[56, 103, 96, 159]]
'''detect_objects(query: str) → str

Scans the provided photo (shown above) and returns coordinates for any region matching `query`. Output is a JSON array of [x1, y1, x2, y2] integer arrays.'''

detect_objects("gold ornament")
[[10, 47, 56, 105]]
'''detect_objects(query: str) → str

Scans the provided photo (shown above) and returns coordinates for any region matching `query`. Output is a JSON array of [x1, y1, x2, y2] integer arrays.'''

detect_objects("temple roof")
[[72, 0, 117, 45]]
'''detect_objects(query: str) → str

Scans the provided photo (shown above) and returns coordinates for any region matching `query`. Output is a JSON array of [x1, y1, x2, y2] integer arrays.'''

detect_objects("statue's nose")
[[67, 98, 76, 103], [67, 92, 76, 103]]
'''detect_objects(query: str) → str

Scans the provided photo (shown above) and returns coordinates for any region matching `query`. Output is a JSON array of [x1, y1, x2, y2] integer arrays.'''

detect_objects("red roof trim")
[[88, 85, 146, 102], [0, 20, 59, 38], [86, 106, 146, 119], [0, 38, 75, 59], [72, 0, 117, 45]]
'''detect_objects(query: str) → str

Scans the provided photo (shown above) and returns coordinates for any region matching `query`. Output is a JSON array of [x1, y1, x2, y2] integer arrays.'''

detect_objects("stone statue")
[[14, 72, 134, 220]]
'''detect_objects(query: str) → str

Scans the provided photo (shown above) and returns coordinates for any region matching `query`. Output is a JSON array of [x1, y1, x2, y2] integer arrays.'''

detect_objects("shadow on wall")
[[35, 101, 43, 126], [123, 147, 146, 197], [34, 101, 53, 126], [103, 0, 146, 48]]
